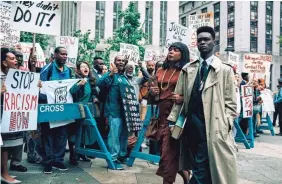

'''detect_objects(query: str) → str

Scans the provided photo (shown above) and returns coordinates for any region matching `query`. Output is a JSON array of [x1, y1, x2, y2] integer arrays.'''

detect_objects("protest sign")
[[41, 79, 79, 128], [11, 1, 61, 35], [109, 50, 119, 64], [119, 84, 142, 132], [243, 53, 272, 81], [164, 22, 189, 56], [241, 85, 253, 118], [55, 36, 79, 68], [19, 42, 46, 70], [188, 12, 214, 62], [228, 52, 239, 67], [144, 48, 161, 62], [1, 69, 40, 133], [0, 2, 20, 47], [119, 43, 140, 63]]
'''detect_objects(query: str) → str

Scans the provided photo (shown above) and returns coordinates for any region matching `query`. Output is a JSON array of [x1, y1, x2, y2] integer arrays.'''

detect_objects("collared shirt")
[[199, 55, 214, 69], [40, 61, 72, 81]]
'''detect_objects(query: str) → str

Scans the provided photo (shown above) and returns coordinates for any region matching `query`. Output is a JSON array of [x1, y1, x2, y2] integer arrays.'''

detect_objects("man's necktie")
[[201, 60, 208, 81]]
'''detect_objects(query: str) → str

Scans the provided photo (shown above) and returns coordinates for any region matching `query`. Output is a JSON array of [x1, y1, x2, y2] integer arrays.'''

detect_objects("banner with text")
[[188, 12, 214, 62], [241, 85, 253, 118], [0, 2, 20, 47], [1, 69, 40, 133], [120, 43, 140, 63], [243, 53, 272, 81], [55, 36, 79, 68], [19, 42, 46, 70], [164, 22, 189, 56], [11, 1, 61, 35]]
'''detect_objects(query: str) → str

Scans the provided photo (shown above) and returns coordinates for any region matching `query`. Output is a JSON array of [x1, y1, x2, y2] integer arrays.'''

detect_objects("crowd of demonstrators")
[[2, 25, 282, 184]]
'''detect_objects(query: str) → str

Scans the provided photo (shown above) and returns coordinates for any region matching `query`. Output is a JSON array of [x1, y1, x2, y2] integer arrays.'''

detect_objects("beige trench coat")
[[168, 56, 238, 184]]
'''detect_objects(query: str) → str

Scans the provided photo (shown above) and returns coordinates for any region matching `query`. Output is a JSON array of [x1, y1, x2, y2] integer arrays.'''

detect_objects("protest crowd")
[[0, 2, 281, 184]]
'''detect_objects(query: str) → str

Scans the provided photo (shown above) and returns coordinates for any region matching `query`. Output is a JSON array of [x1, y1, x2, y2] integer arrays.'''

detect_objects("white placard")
[[144, 48, 161, 62], [11, 1, 61, 35], [119, 43, 140, 63], [241, 85, 253, 118], [228, 52, 239, 67], [19, 42, 46, 70], [243, 53, 272, 82], [164, 22, 189, 56], [1, 69, 40, 133], [0, 2, 20, 47], [188, 12, 214, 62], [55, 36, 79, 68]]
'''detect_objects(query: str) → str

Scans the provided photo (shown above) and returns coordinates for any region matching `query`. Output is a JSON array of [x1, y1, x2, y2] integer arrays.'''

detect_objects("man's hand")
[[110, 63, 118, 76], [1, 81, 7, 94], [138, 60, 143, 68], [150, 86, 160, 96], [37, 80, 42, 88], [172, 93, 184, 104]]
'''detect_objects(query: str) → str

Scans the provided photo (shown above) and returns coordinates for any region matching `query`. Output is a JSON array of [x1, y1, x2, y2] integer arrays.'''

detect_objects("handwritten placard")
[[11, 1, 61, 35], [1, 69, 40, 133], [55, 36, 79, 68], [188, 12, 214, 62], [119, 43, 140, 63], [164, 22, 189, 56], [0, 2, 20, 47], [144, 48, 162, 62], [243, 53, 272, 80], [19, 42, 46, 70], [241, 85, 253, 118]]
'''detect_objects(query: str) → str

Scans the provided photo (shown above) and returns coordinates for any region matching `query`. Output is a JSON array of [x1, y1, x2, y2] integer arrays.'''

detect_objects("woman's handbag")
[[145, 105, 159, 140]]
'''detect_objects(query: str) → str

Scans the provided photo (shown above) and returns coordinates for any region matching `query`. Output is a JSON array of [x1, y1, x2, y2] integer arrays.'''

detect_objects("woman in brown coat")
[[150, 42, 190, 184]]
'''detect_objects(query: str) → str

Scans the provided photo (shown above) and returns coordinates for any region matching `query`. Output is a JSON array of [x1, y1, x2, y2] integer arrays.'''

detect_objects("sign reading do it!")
[[1, 69, 40, 133], [11, 1, 61, 35]]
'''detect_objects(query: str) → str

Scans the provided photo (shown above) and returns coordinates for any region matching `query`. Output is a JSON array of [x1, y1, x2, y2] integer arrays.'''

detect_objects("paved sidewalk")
[[8, 127, 282, 184]]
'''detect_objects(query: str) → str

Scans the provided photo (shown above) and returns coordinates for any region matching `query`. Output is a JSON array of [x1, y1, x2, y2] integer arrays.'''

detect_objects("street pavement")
[[9, 127, 282, 184]]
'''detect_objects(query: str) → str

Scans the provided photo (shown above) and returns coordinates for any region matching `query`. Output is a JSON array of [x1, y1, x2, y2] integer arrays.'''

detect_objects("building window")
[[191, 1, 195, 8], [214, 2, 220, 47], [227, 1, 235, 47], [201, 8, 207, 13], [160, 1, 167, 46], [181, 16, 186, 27], [250, 1, 258, 52], [113, 1, 122, 36], [145, 1, 153, 44], [191, 12, 196, 15], [265, 1, 273, 54], [95, 1, 105, 39]]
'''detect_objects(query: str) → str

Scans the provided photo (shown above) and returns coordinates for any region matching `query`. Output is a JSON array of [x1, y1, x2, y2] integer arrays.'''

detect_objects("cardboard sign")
[[228, 52, 239, 68], [19, 42, 46, 70], [1, 69, 40, 133], [243, 53, 272, 81], [0, 2, 20, 47], [164, 22, 189, 56], [241, 85, 253, 118], [11, 1, 61, 35], [144, 48, 161, 62], [55, 36, 79, 68], [119, 43, 140, 63], [109, 50, 119, 64], [188, 13, 214, 62], [119, 84, 142, 132]]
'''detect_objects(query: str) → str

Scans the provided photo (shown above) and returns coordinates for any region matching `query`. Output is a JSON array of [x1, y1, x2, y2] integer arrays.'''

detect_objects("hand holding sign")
[[78, 79, 87, 86], [1, 81, 7, 94]]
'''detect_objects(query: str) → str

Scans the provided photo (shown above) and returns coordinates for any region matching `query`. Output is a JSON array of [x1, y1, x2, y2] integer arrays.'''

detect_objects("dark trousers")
[[278, 104, 282, 133], [41, 123, 67, 166], [189, 141, 212, 184], [149, 139, 160, 155], [273, 104, 278, 126]]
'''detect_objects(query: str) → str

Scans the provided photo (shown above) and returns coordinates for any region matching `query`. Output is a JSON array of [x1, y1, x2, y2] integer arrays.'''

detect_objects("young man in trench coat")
[[168, 26, 238, 184]]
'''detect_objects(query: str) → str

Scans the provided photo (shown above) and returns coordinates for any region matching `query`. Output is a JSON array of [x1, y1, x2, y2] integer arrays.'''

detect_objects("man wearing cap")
[[275, 79, 282, 136], [168, 26, 238, 184]]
